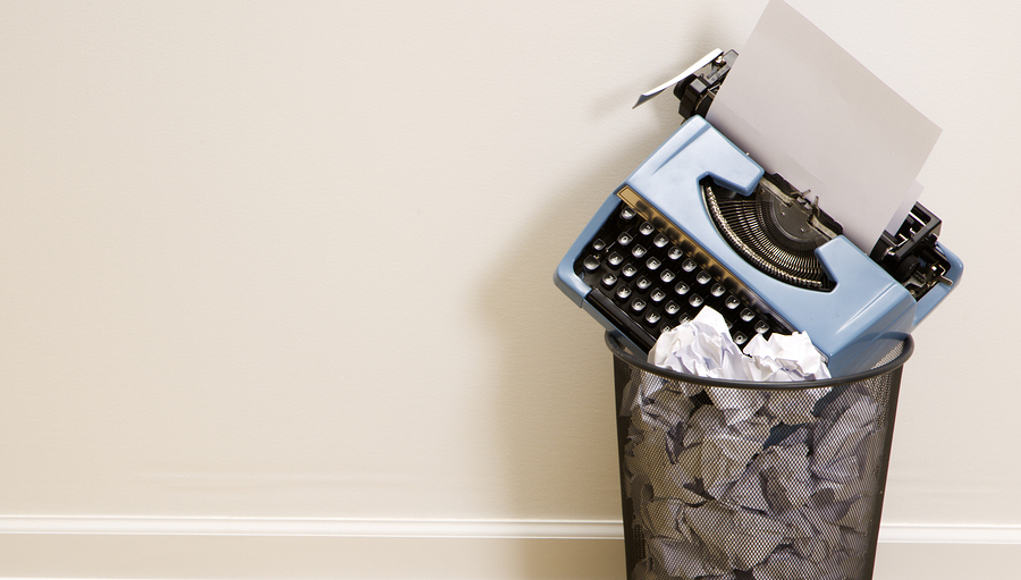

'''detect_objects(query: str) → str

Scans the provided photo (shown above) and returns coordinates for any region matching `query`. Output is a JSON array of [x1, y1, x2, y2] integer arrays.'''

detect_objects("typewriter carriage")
[[674, 49, 961, 306]]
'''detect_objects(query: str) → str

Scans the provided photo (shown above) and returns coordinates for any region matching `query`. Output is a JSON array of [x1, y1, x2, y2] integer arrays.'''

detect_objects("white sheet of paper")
[[706, 0, 941, 251]]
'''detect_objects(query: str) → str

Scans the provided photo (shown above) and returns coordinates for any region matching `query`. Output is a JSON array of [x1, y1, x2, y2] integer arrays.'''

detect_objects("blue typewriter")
[[554, 51, 963, 376]]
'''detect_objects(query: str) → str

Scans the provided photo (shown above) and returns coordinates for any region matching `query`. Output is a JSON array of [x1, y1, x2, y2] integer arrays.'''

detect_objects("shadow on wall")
[[475, 29, 724, 572]]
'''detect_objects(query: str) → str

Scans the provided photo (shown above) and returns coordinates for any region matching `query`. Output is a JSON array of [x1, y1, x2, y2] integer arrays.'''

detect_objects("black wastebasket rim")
[[605, 331, 913, 390]]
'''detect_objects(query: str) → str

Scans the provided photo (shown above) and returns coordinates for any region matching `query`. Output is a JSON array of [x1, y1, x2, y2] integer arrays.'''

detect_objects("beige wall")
[[1, 0, 1019, 576]]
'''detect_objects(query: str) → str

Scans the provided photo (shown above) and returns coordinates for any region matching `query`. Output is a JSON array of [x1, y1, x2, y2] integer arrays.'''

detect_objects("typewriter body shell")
[[555, 114, 963, 376]]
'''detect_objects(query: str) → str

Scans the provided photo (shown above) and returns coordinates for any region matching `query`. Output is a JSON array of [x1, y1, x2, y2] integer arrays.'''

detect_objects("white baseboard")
[[0, 516, 623, 540], [1, 515, 1020, 543], [1, 517, 1019, 579], [878, 522, 1021, 544]]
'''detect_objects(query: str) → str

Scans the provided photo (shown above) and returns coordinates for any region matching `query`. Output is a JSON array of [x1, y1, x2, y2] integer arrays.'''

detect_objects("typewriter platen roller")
[[555, 50, 963, 376]]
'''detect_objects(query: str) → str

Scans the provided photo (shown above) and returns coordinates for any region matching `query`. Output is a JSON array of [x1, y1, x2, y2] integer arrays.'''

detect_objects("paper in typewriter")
[[706, 0, 941, 252]]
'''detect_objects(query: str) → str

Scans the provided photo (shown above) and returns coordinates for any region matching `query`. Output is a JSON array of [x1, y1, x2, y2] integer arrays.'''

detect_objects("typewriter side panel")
[[554, 194, 622, 307], [810, 240, 915, 374], [624, 115, 762, 197]]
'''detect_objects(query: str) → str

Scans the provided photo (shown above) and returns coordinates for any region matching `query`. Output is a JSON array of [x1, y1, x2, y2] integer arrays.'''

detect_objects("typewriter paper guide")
[[706, 0, 941, 252]]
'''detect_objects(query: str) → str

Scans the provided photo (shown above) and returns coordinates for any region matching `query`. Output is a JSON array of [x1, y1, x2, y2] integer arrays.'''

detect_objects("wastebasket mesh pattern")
[[611, 342, 906, 580]]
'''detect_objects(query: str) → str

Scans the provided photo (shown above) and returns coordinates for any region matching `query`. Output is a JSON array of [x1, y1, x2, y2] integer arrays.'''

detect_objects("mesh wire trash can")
[[606, 332, 913, 580]]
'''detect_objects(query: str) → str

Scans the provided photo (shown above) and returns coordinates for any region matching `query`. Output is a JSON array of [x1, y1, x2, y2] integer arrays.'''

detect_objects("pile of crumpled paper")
[[624, 307, 884, 580], [648, 307, 831, 383]]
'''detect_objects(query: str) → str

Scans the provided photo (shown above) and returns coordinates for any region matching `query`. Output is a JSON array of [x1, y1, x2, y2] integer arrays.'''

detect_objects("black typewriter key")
[[734, 332, 748, 345], [638, 222, 655, 236], [740, 308, 755, 322], [664, 301, 681, 315], [710, 283, 726, 297], [681, 258, 697, 272], [583, 256, 600, 271], [660, 270, 675, 283], [725, 295, 741, 309], [592, 238, 606, 251], [653, 234, 669, 248], [688, 294, 704, 308], [695, 270, 712, 285], [608, 252, 624, 266], [617, 232, 633, 246], [645, 311, 661, 325], [616, 286, 632, 300], [621, 206, 636, 220], [602, 273, 618, 287], [636, 277, 652, 290], [645, 257, 661, 271], [630, 299, 647, 313], [621, 264, 638, 278], [631, 245, 647, 258], [650, 288, 666, 303], [667, 246, 684, 260], [674, 282, 690, 295], [754, 320, 770, 334], [660, 324, 672, 334]]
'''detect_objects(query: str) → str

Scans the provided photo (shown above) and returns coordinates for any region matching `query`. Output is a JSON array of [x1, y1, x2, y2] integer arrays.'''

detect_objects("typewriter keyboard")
[[573, 202, 789, 351]]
